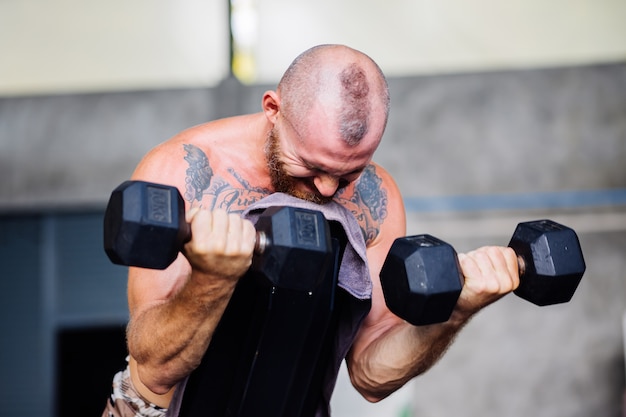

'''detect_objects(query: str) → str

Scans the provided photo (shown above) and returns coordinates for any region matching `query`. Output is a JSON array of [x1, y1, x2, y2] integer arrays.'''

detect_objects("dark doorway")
[[56, 324, 128, 417]]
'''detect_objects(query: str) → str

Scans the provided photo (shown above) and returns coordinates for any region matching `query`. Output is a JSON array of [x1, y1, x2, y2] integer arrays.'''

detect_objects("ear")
[[262, 90, 280, 123]]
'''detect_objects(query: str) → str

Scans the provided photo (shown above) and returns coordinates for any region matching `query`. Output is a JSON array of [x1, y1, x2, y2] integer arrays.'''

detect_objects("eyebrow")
[[302, 157, 366, 179]]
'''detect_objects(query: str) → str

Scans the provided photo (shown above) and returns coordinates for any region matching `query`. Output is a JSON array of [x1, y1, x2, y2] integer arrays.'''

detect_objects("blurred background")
[[1, 0, 625, 416]]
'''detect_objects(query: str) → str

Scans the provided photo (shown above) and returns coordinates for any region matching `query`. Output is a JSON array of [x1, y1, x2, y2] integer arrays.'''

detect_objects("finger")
[[459, 248, 503, 295], [471, 246, 520, 293], [185, 207, 201, 223], [223, 213, 246, 254], [225, 216, 257, 256], [485, 246, 509, 274], [501, 246, 521, 290], [457, 252, 480, 278], [207, 209, 229, 251], [484, 246, 516, 292], [241, 219, 257, 254], [187, 209, 214, 253], [460, 249, 494, 279]]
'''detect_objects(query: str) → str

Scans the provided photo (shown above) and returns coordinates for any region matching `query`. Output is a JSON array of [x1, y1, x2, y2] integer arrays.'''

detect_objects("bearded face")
[[265, 128, 334, 205]]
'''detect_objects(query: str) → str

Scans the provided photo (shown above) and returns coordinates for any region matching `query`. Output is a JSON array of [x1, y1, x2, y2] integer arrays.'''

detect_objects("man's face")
[[265, 109, 381, 205], [265, 127, 334, 204]]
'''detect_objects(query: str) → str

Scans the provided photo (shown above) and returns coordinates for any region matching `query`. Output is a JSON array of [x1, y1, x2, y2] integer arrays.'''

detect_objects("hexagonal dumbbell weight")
[[509, 220, 586, 306], [103, 180, 333, 292], [380, 235, 464, 326], [380, 219, 586, 326]]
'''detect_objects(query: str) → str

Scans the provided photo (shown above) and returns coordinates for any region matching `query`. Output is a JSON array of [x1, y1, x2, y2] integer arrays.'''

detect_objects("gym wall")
[[1, 1, 625, 417]]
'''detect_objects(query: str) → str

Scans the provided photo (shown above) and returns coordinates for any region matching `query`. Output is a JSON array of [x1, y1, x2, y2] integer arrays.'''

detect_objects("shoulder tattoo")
[[335, 164, 388, 243], [183, 143, 213, 202], [182, 143, 270, 213]]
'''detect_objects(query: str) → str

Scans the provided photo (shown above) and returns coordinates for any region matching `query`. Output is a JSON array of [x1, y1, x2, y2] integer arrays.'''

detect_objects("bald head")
[[277, 44, 390, 146]]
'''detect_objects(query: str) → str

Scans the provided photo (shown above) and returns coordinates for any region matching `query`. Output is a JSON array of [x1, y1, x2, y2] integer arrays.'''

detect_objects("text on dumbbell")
[[295, 211, 321, 248], [147, 186, 172, 224]]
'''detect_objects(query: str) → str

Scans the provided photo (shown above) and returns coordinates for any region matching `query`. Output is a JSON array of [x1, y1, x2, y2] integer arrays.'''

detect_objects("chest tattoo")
[[182, 144, 388, 243], [335, 164, 388, 244], [183, 144, 270, 213]]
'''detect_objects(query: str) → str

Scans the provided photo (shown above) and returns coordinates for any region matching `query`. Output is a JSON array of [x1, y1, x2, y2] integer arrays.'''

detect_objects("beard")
[[265, 128, 333, 205]]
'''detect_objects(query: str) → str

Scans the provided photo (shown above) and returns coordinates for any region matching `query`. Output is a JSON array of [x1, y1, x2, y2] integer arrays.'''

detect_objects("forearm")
[[125, 207, 256, 398], [127, 271, 237, 394], [347, 310, 471, 402]]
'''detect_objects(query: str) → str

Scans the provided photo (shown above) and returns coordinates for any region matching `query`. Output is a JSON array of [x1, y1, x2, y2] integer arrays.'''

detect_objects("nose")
[[313, 174, 340, 197]]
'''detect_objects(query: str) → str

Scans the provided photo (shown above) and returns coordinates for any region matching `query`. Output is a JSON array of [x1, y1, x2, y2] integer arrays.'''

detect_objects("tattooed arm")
[[124, 141, 258, 406]]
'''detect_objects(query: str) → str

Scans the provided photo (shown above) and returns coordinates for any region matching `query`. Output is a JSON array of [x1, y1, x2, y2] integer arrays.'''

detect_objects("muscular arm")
[[345, 165, 519, 402], [124, 140, 257, 405], [126, 210, 252, 396]]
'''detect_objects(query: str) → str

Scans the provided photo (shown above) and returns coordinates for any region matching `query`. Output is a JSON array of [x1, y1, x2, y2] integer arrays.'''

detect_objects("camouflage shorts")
[[101, 363, 167, 417]]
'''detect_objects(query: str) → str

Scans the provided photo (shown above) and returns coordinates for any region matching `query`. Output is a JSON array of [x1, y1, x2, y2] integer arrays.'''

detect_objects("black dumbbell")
[[380, 220, 586, 326], [103, 180, 333, 292]]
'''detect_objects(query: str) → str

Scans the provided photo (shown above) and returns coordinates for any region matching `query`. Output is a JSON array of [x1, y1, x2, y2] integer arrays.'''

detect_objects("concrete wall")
[[1, 62, 624, 209], [382, 64, 626, 195], [0, 62, 625, 416]]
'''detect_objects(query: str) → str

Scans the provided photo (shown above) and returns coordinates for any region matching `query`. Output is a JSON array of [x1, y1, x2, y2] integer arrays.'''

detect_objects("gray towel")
[[242, 192, 372, 300]]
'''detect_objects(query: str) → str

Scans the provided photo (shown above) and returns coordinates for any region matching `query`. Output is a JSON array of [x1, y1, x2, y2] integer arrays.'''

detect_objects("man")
[[104, 44, 519, 416]]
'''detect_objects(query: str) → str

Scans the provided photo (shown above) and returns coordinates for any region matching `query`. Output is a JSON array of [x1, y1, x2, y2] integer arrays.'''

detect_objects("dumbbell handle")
[[516, 255, 527, 277]]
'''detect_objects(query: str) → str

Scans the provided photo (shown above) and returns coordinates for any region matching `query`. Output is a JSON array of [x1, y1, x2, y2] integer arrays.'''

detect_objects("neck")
[[241, 113, 274, 189]]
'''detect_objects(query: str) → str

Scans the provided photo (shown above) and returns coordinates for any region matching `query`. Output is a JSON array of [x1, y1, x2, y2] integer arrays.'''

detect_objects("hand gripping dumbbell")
[[103, 180, 333, 292], [380, 220, 586, 326]]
